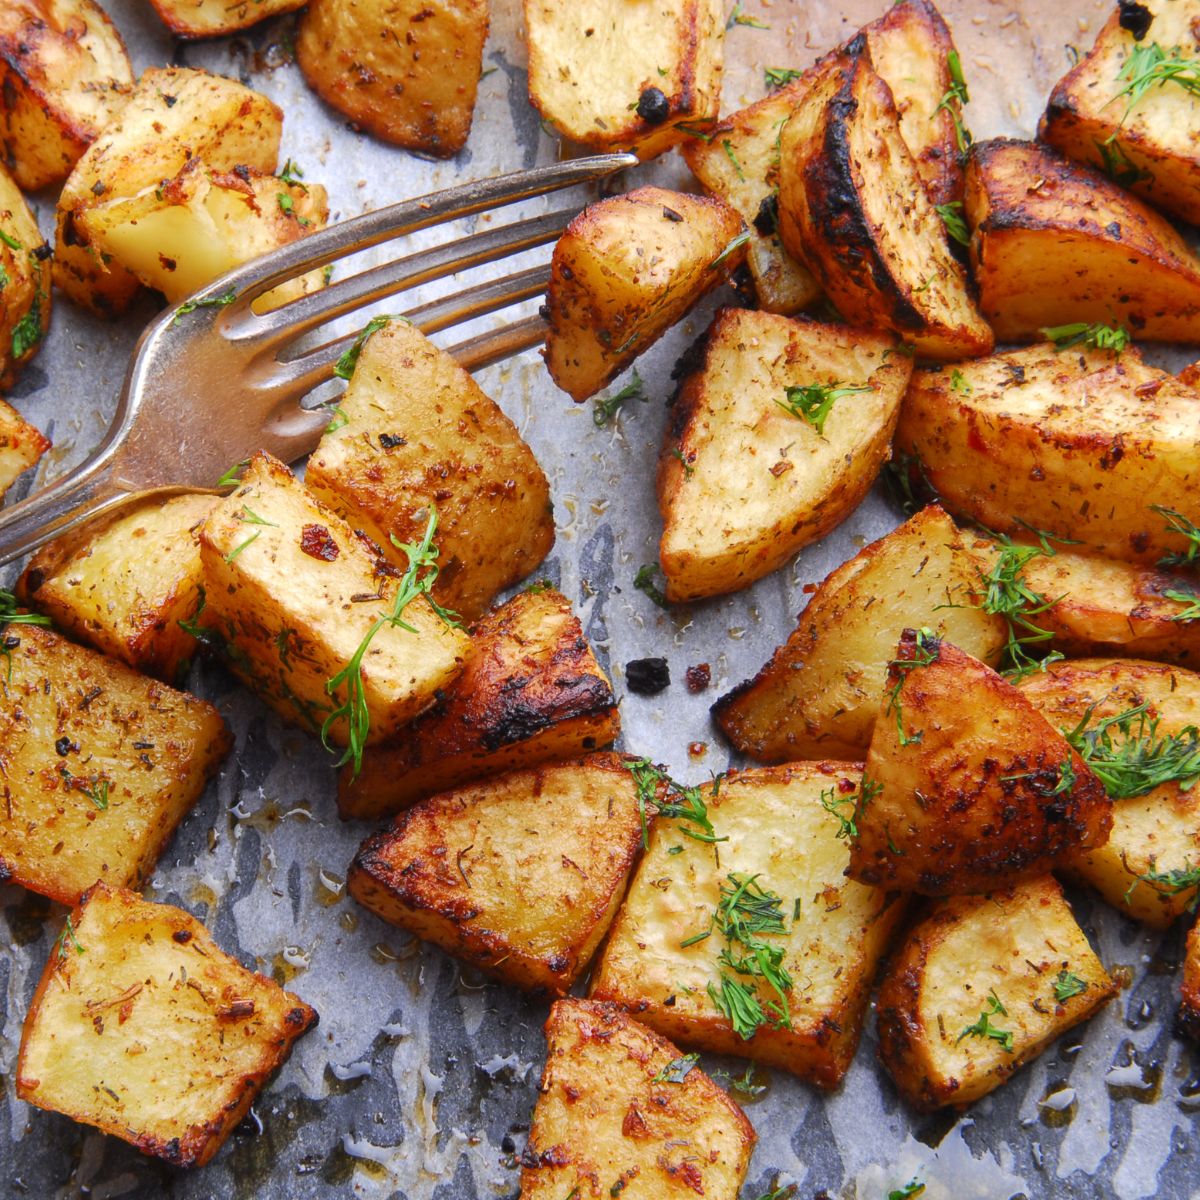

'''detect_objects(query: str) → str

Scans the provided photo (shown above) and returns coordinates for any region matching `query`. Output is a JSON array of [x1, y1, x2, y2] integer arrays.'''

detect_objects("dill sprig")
[[593, 369, 646, 427], [935, 200, 969, 246], [727, 0, 768, 29], [1164, 588, 1200, 621], [888, 1182, 926, 1200], [1053, 969, 1088, 1003], [1040, 321, 1129, 353], [652, 1053, 700, 1084], [776, 381, 871, 436], [1131, 858, 1200, 904], [956, 989, 1014, 1052], [1065, 701, 1200, 799], [1111, 42, 1200, 127], [765, 67, 804, 89], [933, 49, 971, 153], [56, 913, 85, 961], [625, 759, 726, 849], [820, 786, 859, 839], [0, 587, 51, 678], [1095, 137, 1153, 188], [1151, 505, 1200, 569], [885, 628, 940, 747]]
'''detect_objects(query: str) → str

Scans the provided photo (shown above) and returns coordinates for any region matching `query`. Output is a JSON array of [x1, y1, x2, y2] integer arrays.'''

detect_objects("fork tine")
[[446, 315, 547, 374]]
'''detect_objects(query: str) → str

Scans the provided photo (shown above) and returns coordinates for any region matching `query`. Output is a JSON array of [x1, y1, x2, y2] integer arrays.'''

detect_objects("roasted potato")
[[17, 883, 317, 1167], [147, 0, 306, 39], [0, 624, 230, 906], [337, 586, 619, 820], [713, 505, 1007, 761], [306, 318, 553, 623], [525, 0, 723, 162], [0, 0, 132, 191], [520, 998, 755, 1200], [0, 163, 51, 388], [543, 186, 746, 402], [0, 396, 48, 497], [350, 754, 642, 995], [848, 629, 1111, 895], [1182, 920, 1200, 1042], [876, 876, 1117, 1110], [297, 0, 488, 157], [590, 762, 907, 1086]]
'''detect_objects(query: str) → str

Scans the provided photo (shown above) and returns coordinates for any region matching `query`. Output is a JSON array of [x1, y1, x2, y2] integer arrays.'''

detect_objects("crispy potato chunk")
[[17, 883, 317, 1166], [147, 0, 306, 39], [1182, 921, 1200, 1042], [337, 587, 618, 820], [849, 630, 1111, 894], [350, 754, 641, 995], [0, 0, 132, 191], [297, 0, 488, 157], [54, 66, 283, 317], [0, 396, 48, 497], [543, 186, 746, 402], [18, 493, 217, 683], [965, 137, 1200, 342], [658, 308, 911, 603], [521, 998, 755, 1200], [0, 625, 230, 905], [1017, 658, 1200, 928], [525, 0, 723, 161], [0, 164, 50, 388], [714, 506, 1007, 761], [590, 762, 907, 1086], [876, 877, 1117, 1109], [306, 319, 553, 624], [195, 452, 470, 745]]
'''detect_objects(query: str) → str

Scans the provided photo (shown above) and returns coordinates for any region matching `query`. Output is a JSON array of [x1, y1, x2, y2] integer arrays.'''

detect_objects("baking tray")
[[2, 1, 1198, 1197]]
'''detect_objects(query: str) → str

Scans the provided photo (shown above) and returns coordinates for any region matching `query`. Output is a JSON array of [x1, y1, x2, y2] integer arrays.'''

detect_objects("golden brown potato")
[[657, 308, 911, 603], [714, 505, 1007, 761], [18, 493, 217, 683], [965, 137, 1200, 342], [350, 754, 642, 995], [848, 629, 1111, 895], [147, 0, 306, 39], [520, 998, 755, 1200], [0, 396, 48, 497], [1182, 920, 1200, 1042], [590, 762, 907, 1087], [337, 586, 619, 820], [0, 163, 51, 389], [543, 186, 746, 402], [17, 883, 317, 1167], [0, 0, 132, 191], [297, 0, 488, 157], [306, 319, 553, 624], [0, 624, 230, 906], [525, 0, 723, 162]]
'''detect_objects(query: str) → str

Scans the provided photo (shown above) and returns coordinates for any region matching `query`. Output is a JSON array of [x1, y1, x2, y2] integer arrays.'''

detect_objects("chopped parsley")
[[632, 563, 668, 608], [333, 315, 404, 381], [652, 1053, 700, 1083], [593, 369, 646, 427], [765, 67, 805, 89], [936, 200, 970, 246], [1040, 321, 1129, 353], [933, 49, 971, 153], [277, 192, 310, 226], [1053, 969, 1088, 1003], [776, 381, 871, 436], [956, 989, 1014, 1053], [172, 285, 237, 326]]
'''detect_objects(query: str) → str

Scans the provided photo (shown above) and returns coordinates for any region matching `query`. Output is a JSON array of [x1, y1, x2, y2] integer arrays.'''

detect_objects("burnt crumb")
[[172, 929, 192, 944], [32, 242, 51, 261], [538, 303, 550, 321], [662, 206, 683, 223], [500, 1133, 516, 1153], [55, 737, 77, 757], [1118, 0, 1153, 40], [377, 432, 407, 449], [753, 192, 779, 236], [636, 86, 670, 125], [300, 524, 340, 561], [685, 663, 711, 693], [625, 657, 670, 695], [90, 180, 106, 196]]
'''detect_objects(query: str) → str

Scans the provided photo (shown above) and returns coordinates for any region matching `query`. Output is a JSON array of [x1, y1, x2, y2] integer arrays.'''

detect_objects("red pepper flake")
[[685, 663, 711, 693], [300, 524, 339, 561]]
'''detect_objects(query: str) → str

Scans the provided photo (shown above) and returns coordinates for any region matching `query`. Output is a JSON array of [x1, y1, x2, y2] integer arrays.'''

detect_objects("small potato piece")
[[965, 138, 1200, 342], [713, 505, 1007, 762], [590, 763, 907, 1087], [0, 0, 132, 191], [877, 877, 1117, 1110], [1017, 658, 1200, 928], [18, 493, 217, 683], [196, 452, 470, 745], [777, 40, 992, 361], [17, 883, 317, 1167], [0, 164, 51, 388], [849, 630, 1111, 895], [0, 396, 48, 497], [525, 0, 723, 162], [658, 308, 911, 603], [147, 0, 306, 39], [306, 319, 553, 623], [350, 754, 641, 995], [1182, 921, 1200, 1042], [337, 587, 618, 820], [543, 186, 746, 402], [297, 0, 488, 157], [0, 625, 230, 905]]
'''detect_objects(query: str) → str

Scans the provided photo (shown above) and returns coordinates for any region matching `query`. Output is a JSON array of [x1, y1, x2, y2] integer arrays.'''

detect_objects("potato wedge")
[[543, 186, 746, 402], [147, 0, 306, 39], [590, 762, 907, 1086], [876, 877, 1117, 1110], [0, 164, 51, 389], [658, 308, 911, 603], [297, 0, 488, 157], [848, 629, 1111, 895], [0, 396, 48, 498], [337, 586, 618, 820], [777, 39, 992, 360], [1182, 920, 1200, 1042], [965, 137, 1200, 342], [0, 624, 230, 906], [521, 998, 755, 1200], [525, 0, 723, 161], [306, 319, 553, 623], [713, 505, 1007, 761], [0, 0, 132, 191], [17, 883, 317, 1167]]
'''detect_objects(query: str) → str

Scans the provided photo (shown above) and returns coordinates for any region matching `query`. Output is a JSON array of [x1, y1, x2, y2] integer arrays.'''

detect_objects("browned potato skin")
[[0, 163, 50, 389], [147, 0, 306, 39], [521, 999, 755, 1200], [16, 883, 317, 1167], [849, 630, 1112, 895], [0, 396, 48, 496], [337, 587, 619, 820], [297, 0, 488, 157], [1182, 921, 1200, 1042], [965, 138, 1200, 342]]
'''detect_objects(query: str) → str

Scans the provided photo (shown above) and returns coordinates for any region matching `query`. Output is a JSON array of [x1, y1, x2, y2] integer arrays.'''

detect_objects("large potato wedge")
[[0, 163, 50, 388], [1182, 921, 1200, 1042], [147, 0, 306, 39], [713, 505, 1007, 761], [0, 396, 48, 497]]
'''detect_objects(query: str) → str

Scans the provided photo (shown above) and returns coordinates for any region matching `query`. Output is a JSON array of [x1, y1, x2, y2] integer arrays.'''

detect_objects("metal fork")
[[0, 152, 637, 566]]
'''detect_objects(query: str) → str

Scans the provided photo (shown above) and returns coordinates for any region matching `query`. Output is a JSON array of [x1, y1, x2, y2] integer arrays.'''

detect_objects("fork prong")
[[446, 315, 548, 374]]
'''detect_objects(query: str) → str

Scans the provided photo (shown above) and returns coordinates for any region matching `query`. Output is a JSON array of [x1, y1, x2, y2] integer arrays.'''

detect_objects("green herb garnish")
[[277, 192, 310, 226], [279, 158, 309, 192], [722, 139, 745, 181], [0, 228, 22, 251], [1096, 137, 1153, 188], [1040, 321, 1129, 353], [728, 1, 769, 29], [1152, 506, 1200, 569], [56, 913, 85, 961], [933, 49, 971, 152], [1065, 701, 1200, 799], [1128, 858, 1200, 906], [333, 315, 402, 381], [173, 286, 237, 326], [885, 628, 940, 747], [888, 1181, 926, 1200], [765, 67, 804, 89], [633, 563, 668, 608], [1164, 588, 1200, 621], [956, 989, 1014, 1052], [776, 381, 871, 436], [216, 459, 249, 489], [819, 785, 859, 839], [1111, 42, 1200, 128], [1053, 969, 1088, 1003], [652, 1053, 700, 1083], [11, 305, 41, 359], [710, 229, 750, 271], [936, 200, 969, 246], [593, 369, 646, 427]]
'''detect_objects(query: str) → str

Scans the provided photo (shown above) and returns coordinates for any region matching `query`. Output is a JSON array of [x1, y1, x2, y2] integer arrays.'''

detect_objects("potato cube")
[[147, 0, 306, 39], [876, 876, 1117, 1109], [1181, 921, 1200, 1042], [0, 163, 51, 388], [337, 586, 619, 820], [520, 998, 755, 1200], [349, 754, 642, 995], [17, 882, 317, 1166], [0, 396, 48, 497], [0, 625, 231, 905]]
